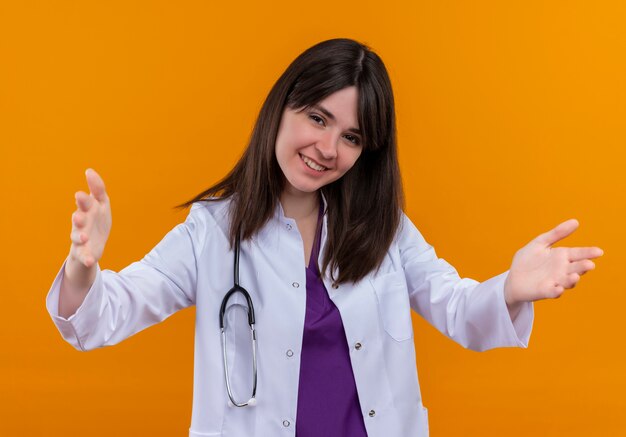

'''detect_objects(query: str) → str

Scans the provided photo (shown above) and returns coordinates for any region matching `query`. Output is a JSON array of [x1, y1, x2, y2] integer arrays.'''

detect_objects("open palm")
[[504, 219, 604, 305], [69, 168, 112, 268]]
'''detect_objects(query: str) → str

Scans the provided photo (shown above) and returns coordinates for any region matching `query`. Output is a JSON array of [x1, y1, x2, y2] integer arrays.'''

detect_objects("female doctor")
[[46, 38, 603, 437]]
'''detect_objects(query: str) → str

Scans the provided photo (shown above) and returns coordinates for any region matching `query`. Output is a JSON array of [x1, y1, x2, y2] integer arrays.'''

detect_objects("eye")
[[344, 134, 361, 145], [309, 113, 325, 126]]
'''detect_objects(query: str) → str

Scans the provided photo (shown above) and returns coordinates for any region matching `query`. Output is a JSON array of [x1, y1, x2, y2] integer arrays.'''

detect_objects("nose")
[[315, 131, 339, 161]]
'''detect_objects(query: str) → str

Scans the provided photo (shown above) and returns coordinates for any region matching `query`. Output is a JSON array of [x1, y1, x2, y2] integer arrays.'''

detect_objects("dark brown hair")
[[178, 38, 403, 284]]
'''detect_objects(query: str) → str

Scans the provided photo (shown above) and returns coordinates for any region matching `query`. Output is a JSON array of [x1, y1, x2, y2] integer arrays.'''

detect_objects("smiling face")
[[275, 86, 364, 197]]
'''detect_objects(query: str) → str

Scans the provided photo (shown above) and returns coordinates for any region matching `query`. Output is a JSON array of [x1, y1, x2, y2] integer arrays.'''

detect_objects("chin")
[[284, 178, 326, 195]]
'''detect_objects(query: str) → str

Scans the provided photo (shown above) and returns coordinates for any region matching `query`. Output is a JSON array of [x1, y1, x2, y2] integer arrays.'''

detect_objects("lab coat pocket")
[[370, 271, 414, 342]]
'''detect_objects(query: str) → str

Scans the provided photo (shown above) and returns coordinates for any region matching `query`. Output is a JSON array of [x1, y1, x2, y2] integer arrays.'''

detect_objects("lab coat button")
[[286, 224, 292, 230], [283, 419, 291, 427], [355, 342, 362, 350], [292, 282, 299, 288], [286, 349, 294, 357], [368, 410, 376, 417]]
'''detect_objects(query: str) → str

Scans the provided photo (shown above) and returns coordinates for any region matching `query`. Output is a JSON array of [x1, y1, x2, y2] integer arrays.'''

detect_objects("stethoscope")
[[219, 233, 258, 407]]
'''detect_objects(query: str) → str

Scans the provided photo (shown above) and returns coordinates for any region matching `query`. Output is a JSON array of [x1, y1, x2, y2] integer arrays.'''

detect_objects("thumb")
[[533, 218, 579, 248], [85, 168, 108, 202]]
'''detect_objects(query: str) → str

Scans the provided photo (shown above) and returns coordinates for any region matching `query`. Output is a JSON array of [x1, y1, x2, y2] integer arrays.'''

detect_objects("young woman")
[[46, 38, 603, 436]]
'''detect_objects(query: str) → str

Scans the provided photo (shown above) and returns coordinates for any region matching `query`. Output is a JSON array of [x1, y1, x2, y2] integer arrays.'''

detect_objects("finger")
[[72, 211, 85, 228], [533, 219, 579, 248], [75, 191, 93, 211], [82, 254, 96, 268], [552, 272, 580, 295], [70, 229, 88, 245], [69, 244, 94, 267], [565, 272, 580, 288], [567, 259, 595, 275], [566, 246, 604, 261], [556, 272, 580, 290], [85, 168, 108, 202]]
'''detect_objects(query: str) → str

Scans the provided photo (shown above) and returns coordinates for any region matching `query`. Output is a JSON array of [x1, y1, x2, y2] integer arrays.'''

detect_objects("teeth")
[[300, 154, 326, 171]]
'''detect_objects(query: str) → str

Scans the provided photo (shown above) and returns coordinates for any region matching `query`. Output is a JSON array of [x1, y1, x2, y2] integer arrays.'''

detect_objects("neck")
[[280, 188, 320, 221]]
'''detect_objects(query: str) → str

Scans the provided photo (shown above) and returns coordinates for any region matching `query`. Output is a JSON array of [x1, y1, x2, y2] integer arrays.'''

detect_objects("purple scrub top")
[[295, 202, 368, 437]]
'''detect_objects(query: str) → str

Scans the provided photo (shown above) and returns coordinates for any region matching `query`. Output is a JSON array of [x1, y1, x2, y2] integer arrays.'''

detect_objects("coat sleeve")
[[45, 202, 209, 351], [397, 214, 534, 352]]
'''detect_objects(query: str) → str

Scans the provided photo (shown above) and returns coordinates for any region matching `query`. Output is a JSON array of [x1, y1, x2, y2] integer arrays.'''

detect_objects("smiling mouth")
[[299, 153, 328, 172]]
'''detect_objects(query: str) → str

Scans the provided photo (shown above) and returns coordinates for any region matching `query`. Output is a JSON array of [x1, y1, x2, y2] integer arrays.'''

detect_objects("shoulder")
[[184, 197, 232, 247], [392, 211, 434, 262], [394, 212, 426, 244], [188, 197, 231, 224]]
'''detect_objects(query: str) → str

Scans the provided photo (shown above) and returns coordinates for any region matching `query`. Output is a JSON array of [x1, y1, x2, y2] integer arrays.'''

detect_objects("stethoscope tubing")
[[219, 233, 258, 407]]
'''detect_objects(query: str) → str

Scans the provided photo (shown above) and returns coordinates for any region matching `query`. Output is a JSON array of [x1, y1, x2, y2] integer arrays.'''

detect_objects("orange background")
[[1, 1, 624, 435]]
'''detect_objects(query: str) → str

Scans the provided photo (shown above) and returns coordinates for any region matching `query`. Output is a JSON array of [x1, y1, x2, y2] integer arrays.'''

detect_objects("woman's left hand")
[[503, 219, 604, 307]]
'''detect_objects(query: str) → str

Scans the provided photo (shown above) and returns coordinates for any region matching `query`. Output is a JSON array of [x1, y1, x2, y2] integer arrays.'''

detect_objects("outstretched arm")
[[399, 214, 533, 351]]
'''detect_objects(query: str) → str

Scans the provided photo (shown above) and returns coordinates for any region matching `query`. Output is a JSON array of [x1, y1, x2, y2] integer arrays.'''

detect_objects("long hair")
[[178, 38, 403, 284]]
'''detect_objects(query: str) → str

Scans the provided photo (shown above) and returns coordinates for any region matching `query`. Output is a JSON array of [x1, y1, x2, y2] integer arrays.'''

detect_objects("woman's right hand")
[[69, 168, 112, 268]]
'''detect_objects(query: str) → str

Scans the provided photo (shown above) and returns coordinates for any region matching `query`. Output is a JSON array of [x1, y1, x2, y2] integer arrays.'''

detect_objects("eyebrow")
[[311, 104, 362, 135]]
